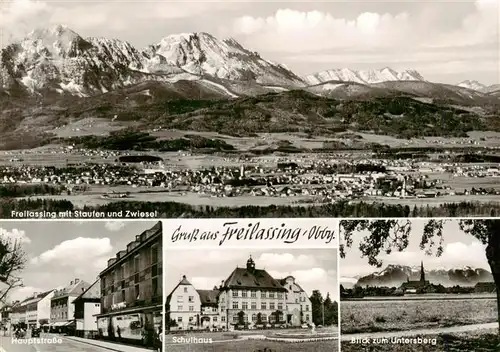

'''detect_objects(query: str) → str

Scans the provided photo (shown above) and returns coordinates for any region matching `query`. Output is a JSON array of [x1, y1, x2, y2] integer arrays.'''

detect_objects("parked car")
[[31, 328, 41, 338]]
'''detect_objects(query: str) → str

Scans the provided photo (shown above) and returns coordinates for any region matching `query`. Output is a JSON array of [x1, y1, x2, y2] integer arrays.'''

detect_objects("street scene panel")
[[0, 220, 162, 352], [339, 219, 499, 351], [164, 243, 339, 352]]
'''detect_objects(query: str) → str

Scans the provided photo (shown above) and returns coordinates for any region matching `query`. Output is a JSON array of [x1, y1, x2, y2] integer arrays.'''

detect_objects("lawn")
[[341, 298, 497, 334], [166, 339, 338, 352], [341, 332, 500, 352]]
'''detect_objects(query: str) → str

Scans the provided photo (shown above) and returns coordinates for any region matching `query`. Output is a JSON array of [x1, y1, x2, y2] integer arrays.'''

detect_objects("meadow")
[[341, 297, 497, 334], [341, 332, 499, 352]]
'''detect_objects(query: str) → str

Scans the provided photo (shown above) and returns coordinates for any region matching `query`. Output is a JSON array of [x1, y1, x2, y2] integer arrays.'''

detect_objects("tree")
[[340, 219, 500, 334], [309, 290, 324, 326], [237, 311, 245, 326], [0, 234, 27, 304]]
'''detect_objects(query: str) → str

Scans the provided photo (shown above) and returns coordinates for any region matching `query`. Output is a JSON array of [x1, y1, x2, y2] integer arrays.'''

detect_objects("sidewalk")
[[63, 335, 155, 352]]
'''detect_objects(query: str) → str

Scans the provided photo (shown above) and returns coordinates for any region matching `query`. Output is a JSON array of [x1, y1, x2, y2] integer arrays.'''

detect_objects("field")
[[341, 331, 500, 352], [341, 297, 498, 334]]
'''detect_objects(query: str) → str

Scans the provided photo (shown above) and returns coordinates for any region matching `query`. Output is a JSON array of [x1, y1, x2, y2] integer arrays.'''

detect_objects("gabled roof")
[[197, 290, 218, 306], [278, 278, 306, 293], [21, 290, 54, 306], [222, 268, 287, 292], [73, 279, 100, 303], [166, 276, 193, 307]]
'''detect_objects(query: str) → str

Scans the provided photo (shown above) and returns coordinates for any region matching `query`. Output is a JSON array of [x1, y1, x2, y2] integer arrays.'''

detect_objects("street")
[[0, 334, 116, 352]]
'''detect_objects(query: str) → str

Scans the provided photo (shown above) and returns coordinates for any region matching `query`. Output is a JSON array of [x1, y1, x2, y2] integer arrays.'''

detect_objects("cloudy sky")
[[1, 0, 498, 85], [340, 219, 489, 286], [0, 220, 157, 302], [165, 249, 338, 301]]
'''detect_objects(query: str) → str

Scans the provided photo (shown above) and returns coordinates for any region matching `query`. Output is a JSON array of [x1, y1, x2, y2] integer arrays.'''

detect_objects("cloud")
[[30, 237, 113, 273], [7, 285, 43, 302], [269, 267, 337, 299], [0, 228, 31, 244], [229, 1, 497, 58], [104, 221, 125, 232], [257, 253, 316, 268]]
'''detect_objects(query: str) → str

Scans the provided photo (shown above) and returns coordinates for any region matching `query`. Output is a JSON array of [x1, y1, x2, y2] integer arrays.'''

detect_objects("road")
[[341, 322, 498, 341], [0, 334, 114, 352]]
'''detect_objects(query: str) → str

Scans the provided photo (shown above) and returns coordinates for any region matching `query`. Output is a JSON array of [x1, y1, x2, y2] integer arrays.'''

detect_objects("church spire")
[[420, 261, 425, 282]]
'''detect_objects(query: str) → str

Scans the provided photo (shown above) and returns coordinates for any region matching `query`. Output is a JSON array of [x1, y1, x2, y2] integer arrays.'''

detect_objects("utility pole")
[[322, 300, 325, 326]]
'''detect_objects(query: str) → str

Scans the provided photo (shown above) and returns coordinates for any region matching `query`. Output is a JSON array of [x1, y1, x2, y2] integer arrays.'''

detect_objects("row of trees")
[[2, 198, 500, 218]]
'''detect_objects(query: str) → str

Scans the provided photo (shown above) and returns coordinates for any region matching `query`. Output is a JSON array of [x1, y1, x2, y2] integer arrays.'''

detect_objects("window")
[[261, 314, 267, 322], [184, 287, 188, 293], [251, 302, 256, 310], [269, 292, 274, 298], [232, 302, 238, 309], [152, 278, 158, 296], [289, 285, 292, 290], [252, 314, 257, 322], [278, 303, 283, 310], [188, 296, 194, 303], [212, 307, 217, 312], [213, 317, 218, 322], [277, 293, 283, 299], [135, 285, 140, 300], [189, 306, 194, 311], [232, 316, 238, 323], [260, 291, 266, 299], [242, 291, 247, 298], [221, 316, 225, 322], [250, 291, 256, 298], [232, 291, 238, 297], [242, 302, 248, 310], [177, 306, 183, 311], [134, 255, 140, 274], [177, 296, 183, 303], [177, 317, 182, 322], [305, 305, 309, 312], [189, 317, 193, 322], [221, 305, 225, 311], [261, 302, 266, 310], [295, 299, 299, 303], [151, 244, 158, 264], [269, 303, 275, 310], [306, 314, 310, 322], [220, 297, 225, 303], [121, 290, 125, 302]]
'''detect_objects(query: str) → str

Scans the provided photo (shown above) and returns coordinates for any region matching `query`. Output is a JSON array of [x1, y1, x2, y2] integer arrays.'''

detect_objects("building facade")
[[50, 278, 91, 331], [25, 290, 55, 328], [96, 221, 162, 343], [73, 279, 101, 338], [166, 256, 312, 331]]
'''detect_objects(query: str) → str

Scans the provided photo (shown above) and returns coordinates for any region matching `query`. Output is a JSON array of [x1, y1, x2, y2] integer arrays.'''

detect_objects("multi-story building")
[[25, 290, 55, 328], [10, 301, 27, 326], [166, 256, 312, 330], [165, 276, 202, 330], [73, 279, 101, 338], [96, 221, 162, 342], [50, 278, 91, 331]]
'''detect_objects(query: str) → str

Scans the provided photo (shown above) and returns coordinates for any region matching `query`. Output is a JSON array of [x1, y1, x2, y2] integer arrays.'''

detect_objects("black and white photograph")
[[339, 219, 499, 351], [1, 0, 499, 219], [165, 249, 339, 352], [0, 220, 162, 352]]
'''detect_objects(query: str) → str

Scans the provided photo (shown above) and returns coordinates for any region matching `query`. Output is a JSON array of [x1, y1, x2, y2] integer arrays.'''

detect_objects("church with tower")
[[399, 261, 430, 293], [166, 256, 312, 330]]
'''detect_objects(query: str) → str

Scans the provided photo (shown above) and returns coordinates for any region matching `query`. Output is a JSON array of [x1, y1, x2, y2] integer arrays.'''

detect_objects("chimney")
[[182, 275, 186, 280], [70, 281, 73, 285], [75, 278, 80, 284]]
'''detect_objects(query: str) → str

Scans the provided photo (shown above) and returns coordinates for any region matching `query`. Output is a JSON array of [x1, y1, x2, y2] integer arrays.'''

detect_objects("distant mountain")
[[355, 264, 493, 288], [458, 80, 500, 94], [0, 25, 304, 96], [142, 32, 305, 87], [304, 68, 425, 86]]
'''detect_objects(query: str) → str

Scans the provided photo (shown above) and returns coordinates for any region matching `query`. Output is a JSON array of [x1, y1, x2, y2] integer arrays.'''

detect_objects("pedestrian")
[[117, 326, 121, 340]]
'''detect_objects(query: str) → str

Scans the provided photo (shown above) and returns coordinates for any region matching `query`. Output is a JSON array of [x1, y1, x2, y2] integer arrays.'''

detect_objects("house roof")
[[166, 275, 193, 307], [73, 279, 100, 303], [278, 278, 306, 293], [197, 290, 219, 306], [21, 290, 54, 306], [222, 267, 287, 292]]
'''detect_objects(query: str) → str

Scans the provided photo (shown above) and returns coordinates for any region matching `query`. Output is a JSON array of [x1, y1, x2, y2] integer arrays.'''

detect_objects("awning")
[[96, 304, 162, 318], [64, 321, 76, 326], [52, 322, 66, 327]]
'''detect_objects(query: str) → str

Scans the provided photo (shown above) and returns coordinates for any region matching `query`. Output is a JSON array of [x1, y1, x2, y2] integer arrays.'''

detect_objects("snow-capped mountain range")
[[352, 264, 493, 288], [458, 80, 500, 93], [0, 25, 497, 98], [304, 68, 425, 86]]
